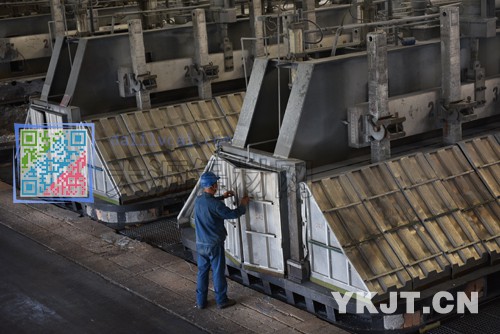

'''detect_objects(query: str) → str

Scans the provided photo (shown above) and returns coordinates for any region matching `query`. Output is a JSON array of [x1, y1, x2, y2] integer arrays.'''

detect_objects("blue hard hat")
[[200, 171, 220, 187]]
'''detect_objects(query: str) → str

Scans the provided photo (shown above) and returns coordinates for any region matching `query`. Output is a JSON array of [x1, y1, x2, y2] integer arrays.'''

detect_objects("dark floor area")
[[0, 223, 205, 334]]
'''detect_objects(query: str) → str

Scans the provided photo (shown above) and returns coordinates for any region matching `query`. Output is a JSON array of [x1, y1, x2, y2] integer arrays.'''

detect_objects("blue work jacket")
[[194, 192, 246, 246]]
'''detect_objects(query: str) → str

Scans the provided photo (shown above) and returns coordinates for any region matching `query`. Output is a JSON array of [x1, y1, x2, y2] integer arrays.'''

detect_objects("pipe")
[[304, 13, 440, 34]]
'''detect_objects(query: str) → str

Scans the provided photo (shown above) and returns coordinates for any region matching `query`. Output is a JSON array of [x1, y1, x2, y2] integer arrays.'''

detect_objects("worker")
[[194, 171, 250, 310]]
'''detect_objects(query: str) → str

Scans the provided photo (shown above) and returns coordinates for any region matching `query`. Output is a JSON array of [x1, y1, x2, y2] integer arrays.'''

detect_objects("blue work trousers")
[[196, 243, 228, 307]]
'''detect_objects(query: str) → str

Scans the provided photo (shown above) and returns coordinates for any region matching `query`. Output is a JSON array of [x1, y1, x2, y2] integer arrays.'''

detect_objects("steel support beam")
[[440, 6, 462, 144], [192, 9, 212, 99], [128, 19, 151, 110], [50, 0, 66, 38], [249, 0, 265, 59], [367, 31, 390, 162], [303, 0, 319, 49]]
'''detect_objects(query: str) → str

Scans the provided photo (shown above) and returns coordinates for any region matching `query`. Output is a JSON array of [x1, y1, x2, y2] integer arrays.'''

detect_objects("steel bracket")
[[348, 109, 406, 148], [184, 62, 219, 84], [118, 67, 157, 97], [439, 99, 478, 124]]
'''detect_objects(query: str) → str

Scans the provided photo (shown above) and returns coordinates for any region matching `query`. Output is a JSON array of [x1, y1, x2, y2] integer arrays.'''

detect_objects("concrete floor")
[[0, 181, 348, 334], [0, 223, 205, 334]]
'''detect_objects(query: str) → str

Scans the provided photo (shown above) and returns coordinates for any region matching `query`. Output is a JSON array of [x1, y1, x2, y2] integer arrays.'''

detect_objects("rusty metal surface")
[[309, 137, 500, 295], [215, 92, 245, 132], [90, 94, 243, 203], [310, 175, 412, 294], [92, 115, 155, 202], [460, 136, 500, 198]]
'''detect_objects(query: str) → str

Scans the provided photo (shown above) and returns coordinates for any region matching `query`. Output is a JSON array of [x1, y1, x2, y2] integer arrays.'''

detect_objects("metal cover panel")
[[460, 136, 500, 198], [463, 201, 500, 263], [348, 164, 419, 231], [215, 92, 245, 132], [386, 154, 459, 221], [212, 157, 244, 264], [187, 100, 234, 143], [310, 175, 412, 294], [426, 146, 492, 209], [90, 94, 241, 203], [344, 238, 411, 294], [347, 164, 451, 286], [308, 140, 499, 295], [120, 106, 209, 193], [92, 116, 155, 202], [423, 212, 488, 272], [240, 169, 284, 274]]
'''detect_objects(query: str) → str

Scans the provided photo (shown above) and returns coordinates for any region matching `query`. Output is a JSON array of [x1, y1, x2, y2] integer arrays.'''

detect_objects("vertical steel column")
[[440, 6, 462, 144], [367, 31, 390, 162], [50, 0, 66, 38], [303, 0, 318, 49], [192, 9, 212, 100], [76, 0, 90, 35], [141, 0, 159, 28], [249, 0, 265, 58], [128, 19, 151, 110]]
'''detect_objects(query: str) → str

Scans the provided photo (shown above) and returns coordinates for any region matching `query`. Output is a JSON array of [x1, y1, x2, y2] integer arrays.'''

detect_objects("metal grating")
[[119, 218, 182, 251], [428, 298, 500, 334]]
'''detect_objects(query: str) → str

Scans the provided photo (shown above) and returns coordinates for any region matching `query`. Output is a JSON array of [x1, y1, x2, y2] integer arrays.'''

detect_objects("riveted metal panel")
[[460, 136, 500, 198]]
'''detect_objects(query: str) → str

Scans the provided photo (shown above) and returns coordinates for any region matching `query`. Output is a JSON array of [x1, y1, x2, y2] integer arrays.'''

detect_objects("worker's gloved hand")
[[223, 191, 235, 198], [240, 196, 250, 206]]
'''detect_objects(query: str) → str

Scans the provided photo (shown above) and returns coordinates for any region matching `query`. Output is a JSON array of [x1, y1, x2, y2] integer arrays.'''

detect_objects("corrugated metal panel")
[[120, 105, 209, 193], [90, 94, 242, 203], [348, 164, 450, 287], [91, 115, 155, 202], [463, 201, 500, 263], [386, 153, 489, 275], [187, 100, 234, 144], [215, 92, 245, 132], [240, 169, 285, 274], [310, 175, 412, 295], [460, 136, 500, 198], [386, 154, 458, 221], [309, 139, 499, 295], [426, 146, 492, 209]]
